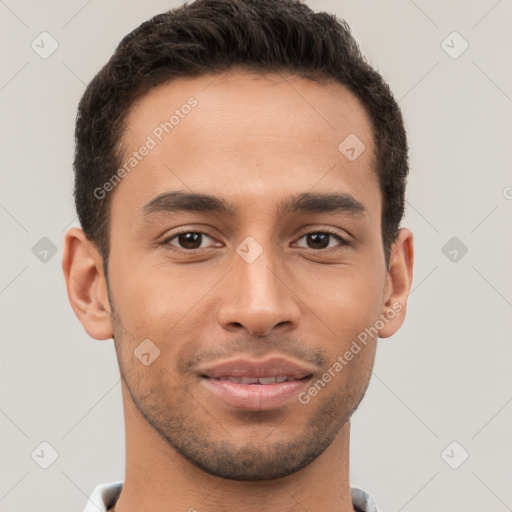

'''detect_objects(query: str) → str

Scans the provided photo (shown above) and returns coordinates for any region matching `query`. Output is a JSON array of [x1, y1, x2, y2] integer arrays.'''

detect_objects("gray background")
[[1, 1, 511, 511]]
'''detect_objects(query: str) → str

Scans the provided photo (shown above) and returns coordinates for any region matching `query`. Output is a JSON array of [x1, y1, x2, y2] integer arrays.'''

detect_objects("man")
[[62, 0, 413, 510]]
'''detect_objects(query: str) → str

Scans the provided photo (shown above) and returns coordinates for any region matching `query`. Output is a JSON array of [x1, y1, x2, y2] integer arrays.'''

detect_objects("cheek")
[[331, 286, 381, 333], [301, 264, 385, 334], [110, 258, 216, 345], [296, 271, 384, 386]]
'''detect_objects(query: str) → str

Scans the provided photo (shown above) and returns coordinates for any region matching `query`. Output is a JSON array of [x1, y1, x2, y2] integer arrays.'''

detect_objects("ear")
[[62, 227, 113, 340], [378, 228, 414, 338]]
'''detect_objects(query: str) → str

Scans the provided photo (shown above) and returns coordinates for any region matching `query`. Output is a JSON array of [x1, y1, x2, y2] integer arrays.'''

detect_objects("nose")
[[217, 245, 301, 337]]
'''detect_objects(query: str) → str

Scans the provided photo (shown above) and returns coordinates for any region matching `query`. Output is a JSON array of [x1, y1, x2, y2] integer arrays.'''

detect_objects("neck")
[[113, 380, 356, 512]]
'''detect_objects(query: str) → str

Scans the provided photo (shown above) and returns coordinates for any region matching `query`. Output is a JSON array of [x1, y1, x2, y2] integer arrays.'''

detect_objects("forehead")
[[113, 71, 379, 221], [122, 70, 374, 155]]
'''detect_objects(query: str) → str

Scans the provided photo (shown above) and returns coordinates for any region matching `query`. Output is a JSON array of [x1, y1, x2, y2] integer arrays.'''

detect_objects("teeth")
[[258, 377, 279, 384], [220, 376, 290, 384], [240, 377, 259, 384]]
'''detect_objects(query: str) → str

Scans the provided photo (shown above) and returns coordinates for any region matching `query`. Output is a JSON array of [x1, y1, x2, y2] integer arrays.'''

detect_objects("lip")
[[197, 357, 315, 379], [198, 357, 314, 411]]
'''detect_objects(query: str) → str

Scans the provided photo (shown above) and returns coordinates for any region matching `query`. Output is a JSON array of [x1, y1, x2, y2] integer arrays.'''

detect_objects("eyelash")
[[161, 229, 351, 251]]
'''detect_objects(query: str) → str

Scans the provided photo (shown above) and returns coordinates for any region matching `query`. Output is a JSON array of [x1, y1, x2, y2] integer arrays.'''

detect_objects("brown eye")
[[166, 231, 217, 250], [306, 233, 329, 249], [296, 232, 347, 250]]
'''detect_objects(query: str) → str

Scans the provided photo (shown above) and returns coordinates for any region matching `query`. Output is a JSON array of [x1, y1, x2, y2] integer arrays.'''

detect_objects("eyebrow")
[[139, 190, 367, 219]]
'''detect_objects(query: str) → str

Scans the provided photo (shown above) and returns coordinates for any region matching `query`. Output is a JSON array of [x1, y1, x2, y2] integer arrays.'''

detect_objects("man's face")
[[106, 72, 388, 480]]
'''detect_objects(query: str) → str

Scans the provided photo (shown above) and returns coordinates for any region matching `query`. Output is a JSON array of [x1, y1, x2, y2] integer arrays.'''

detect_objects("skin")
[[62, 71, 413, 512]]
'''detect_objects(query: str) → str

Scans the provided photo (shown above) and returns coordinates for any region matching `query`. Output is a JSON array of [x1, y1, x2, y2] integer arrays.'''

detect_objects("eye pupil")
[[307, 233, 330, 249], [179, 232, 202, 249]]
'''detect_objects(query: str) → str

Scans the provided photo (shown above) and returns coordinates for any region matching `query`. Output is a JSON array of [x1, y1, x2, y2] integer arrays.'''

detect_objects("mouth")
[[207, 375, 307, 384], [198, 357, 314, 411]]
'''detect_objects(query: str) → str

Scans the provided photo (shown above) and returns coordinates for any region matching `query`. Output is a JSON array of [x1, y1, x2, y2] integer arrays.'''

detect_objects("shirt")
[[83, 481, 381, 512]]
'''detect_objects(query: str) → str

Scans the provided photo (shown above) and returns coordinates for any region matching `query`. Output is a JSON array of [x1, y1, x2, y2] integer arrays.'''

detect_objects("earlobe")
[[378, 228, 414, 338], [61, 227, 114, 340]]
